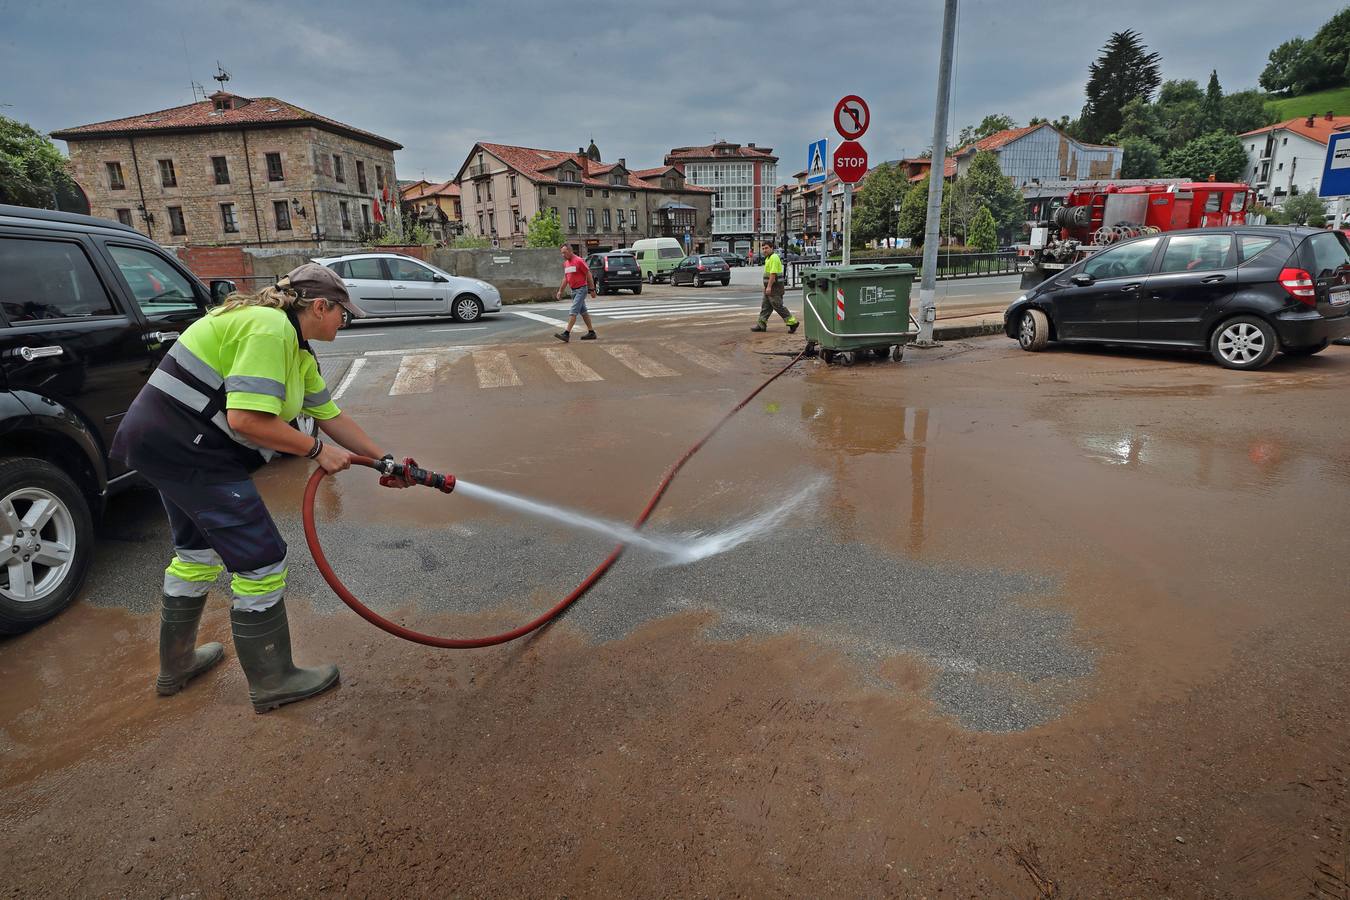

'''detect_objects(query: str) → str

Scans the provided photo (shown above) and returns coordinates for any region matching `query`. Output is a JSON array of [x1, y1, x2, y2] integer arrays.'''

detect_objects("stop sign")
[[833, 140, 868, 183]]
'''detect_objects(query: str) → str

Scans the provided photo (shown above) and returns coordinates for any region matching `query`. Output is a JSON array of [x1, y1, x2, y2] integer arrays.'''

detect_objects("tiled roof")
[[665, 142, 776, 162], [401, 180, 459, 201], [464, 143, 712, 193], [51, 93, 401, 149], [1240, 115, 1350, 145], [907, 158, 956, 181], [953, 124, 1118, 157]]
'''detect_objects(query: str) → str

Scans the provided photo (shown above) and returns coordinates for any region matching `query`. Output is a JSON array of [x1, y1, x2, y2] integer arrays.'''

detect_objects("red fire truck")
[[1018, 180, 1254, 288]]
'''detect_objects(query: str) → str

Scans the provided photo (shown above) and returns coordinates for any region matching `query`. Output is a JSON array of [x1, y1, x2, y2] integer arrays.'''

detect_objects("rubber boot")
[[156, 594, 225, 696], [230, 598, 339, 714]]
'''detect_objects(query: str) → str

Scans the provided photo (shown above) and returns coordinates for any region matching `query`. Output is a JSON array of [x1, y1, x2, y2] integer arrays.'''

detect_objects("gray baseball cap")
[[279, 263, 367, 318]]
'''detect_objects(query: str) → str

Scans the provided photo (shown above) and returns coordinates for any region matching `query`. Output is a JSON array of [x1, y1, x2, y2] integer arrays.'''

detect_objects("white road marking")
[[664, 341, 730, 372], [598, 305, 744, 318], [427, 326, 488, 333], [602, 344, 678, 378], [337, 332, 387, 339], [509, 309, 568, 327], [365, 345, 477, 357], [540, 347, 603, 382], [390, 353, 441, 396], [473, 350, 522, 388], [591, 302, 737, 313], [331, 358, 367, 400]]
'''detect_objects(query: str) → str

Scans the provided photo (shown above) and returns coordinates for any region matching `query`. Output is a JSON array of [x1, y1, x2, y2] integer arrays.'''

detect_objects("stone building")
[[400, 179, 463, 244], [663, 141, 778, 255], [451, 141, 713, 253], [51, 91, 401, 250]]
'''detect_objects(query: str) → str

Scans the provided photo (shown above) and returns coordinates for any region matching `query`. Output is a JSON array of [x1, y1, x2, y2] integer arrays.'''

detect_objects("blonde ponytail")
[[211, 281, 318, 317]]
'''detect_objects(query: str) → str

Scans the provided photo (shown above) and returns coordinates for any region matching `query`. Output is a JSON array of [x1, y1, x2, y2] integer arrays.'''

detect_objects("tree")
[[1222, 90, 1277, 134], [1202, 71, 1224, 132], [1283, 192, 1328, 226], [525, 208, 564, 248], [852, 163, 907, 245], [1079, 30, 1163, 143], [969, 206, 997, 253], [0, 114, 76, 209], [1311, 7, 1350, 85], [897, 175, 931, 242], [1260, 37, 1334, 94], [1116, 97, 1167, 146], [960, 151, 1025, 241], [956, 114, 1016, 149], [450, 233, 491, 249], [1160, 132, 1248, 182], [1120, 138, 1163, 178]]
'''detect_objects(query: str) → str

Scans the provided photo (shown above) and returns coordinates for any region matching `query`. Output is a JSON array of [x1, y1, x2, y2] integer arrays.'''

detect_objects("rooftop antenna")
[[213, 63, 231, 90], [190, 81, 207, 101]]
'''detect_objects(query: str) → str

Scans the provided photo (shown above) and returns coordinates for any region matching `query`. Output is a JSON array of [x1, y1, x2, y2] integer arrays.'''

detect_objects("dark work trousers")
[[151, 476, 289, 612], [758, 277, 793, 327]]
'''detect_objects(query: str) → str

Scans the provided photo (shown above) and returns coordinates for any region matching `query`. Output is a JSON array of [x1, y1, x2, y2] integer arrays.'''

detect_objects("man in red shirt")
[[554, 244, 597, 342]]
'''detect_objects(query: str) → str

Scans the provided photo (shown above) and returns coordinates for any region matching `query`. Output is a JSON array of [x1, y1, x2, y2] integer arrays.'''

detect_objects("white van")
[[630, 237, 686, 283]]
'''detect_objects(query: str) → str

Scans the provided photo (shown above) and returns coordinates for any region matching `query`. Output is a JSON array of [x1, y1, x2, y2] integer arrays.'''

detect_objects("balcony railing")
[[468, 165, 491, 179]]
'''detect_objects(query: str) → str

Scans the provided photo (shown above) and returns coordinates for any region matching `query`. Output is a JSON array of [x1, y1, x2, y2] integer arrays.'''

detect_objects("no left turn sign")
[[834, 95, 869, 140]]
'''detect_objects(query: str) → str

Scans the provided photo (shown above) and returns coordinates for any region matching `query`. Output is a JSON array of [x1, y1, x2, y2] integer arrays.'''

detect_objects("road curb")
[[933, 321, 1005, 340]]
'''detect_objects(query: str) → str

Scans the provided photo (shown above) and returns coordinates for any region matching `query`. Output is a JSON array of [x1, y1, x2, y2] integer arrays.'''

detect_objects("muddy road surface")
[[3, 322, 1348, 897]]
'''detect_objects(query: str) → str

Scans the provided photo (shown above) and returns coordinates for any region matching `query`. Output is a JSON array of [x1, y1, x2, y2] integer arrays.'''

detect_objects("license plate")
[[1331, 289, 1349, 306], [618, 270, 632, 275]]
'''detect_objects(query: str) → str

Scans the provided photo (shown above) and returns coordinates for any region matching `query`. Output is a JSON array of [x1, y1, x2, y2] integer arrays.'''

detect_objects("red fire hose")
[[301, 349, 806, 649]]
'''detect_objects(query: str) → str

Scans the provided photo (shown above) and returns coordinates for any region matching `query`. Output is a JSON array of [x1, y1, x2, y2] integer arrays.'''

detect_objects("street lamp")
[[893, 199, 903, 250]]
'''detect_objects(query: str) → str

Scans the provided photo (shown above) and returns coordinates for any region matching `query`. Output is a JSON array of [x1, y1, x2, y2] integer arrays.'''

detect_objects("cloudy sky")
[[1, 0, 1334, 183]]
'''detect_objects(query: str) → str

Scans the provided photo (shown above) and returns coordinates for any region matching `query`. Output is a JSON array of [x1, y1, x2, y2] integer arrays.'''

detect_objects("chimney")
[[748, 142, 756, 148], [1328, 111, 1335, 121], [1306, 114, 1316, 127], [579, 148, 585, 155], [618, 157, 626, 168]]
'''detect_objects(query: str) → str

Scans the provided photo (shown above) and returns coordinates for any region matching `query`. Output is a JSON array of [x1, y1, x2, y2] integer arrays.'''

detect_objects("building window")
[[339, 201, 351, 230], [585, 208, 595, 229], [630, 191, 636, 200], [487, 210, 495, 234], [510, 175, 517, 197], [212, 156, 230, 185], [567, 207, 577, 229], [333, 155, 345, 183], [106, 162, 125, 191], [220, 203, 238, 233], [602, 189, 609, 198], [486, 182, 493, 201], [478, 213, 484, 233], [273, 200, 292, 231], [630, 209, 637, 228], [453, 200, 461, 217], [158, 159, 177, 188], [265, 152, 283, 182], [602, 209, 611, 229], [167, 206, 186, 236], [375, 165, 384, 190], [115, 208, 133, 226], [361, 203, 371, 229], [547, 186, 556, 195], [356, 160, 367, 193], [585, 188, 593, 197], [475, 183, 482, 203]]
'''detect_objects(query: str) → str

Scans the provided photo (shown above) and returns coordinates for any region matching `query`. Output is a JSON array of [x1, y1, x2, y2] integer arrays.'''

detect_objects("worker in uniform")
[[751, 241, 798, 333], [111, 264, 416, 713]]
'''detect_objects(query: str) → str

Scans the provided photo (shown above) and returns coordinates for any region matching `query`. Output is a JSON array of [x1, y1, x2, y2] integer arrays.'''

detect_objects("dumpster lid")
[[802, 263, 916, 278]]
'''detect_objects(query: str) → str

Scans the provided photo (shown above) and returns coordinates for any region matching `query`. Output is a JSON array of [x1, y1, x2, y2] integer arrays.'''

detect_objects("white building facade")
[[666, 142, 777, 255], [1241, 114, 1349, 208], [954, 124, 1121, 187]]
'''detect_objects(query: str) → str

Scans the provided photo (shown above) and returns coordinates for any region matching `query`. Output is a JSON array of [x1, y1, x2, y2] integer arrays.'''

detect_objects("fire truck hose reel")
[[301, 349, 808, 650]]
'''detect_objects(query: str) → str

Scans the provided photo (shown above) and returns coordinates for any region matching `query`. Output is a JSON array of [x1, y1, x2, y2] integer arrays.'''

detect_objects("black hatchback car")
[[587, 251, 643, 295], [670, 255, 731, 287], [1005, 227, 1350, 370], [0, 204, 233, 633]]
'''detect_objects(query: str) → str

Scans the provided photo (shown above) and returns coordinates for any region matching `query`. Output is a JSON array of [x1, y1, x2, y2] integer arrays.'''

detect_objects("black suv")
[[0, 204, 233, 633], [670, 255, 731, 287], [1005, 227, 1350, 370], [587, 251, 643, 295]]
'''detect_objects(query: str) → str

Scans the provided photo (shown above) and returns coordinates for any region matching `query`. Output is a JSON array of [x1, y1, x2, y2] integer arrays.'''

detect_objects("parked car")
[[315, 253, 502, 324], [587, 251, 643, 295], [631, 237, 686, 284], [1005, 226, 1350, 370], [0, 204, 234, 633], [719, 252, 748, 268], [670, 255, 731, 287]]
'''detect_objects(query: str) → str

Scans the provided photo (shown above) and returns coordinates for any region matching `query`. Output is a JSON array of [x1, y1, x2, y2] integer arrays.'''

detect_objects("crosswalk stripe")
[[605, 310, 747, 322], [390, 353, 441, 395], [599, 307, 744, 320], [602, 344, 678, 378], [509, 309, 568, 326], [332, 357, 367, 400], [473, 350, 522, 388], [593, 302, 734, 313], [540, 346, 602, 382], [665, 341, 729, 372]]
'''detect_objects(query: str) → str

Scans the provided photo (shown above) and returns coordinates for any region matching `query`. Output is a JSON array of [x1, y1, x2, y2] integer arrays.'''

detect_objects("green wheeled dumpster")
[[801, 264, 918, 365]]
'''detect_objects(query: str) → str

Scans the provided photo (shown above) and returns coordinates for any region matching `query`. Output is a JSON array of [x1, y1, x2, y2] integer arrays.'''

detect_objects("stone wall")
[[62, 125, 397, 250], [172, 245, 559, 303]]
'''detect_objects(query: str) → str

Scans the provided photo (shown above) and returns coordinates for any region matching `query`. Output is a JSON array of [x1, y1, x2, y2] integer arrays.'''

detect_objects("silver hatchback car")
[[314, 253, 503, 324]]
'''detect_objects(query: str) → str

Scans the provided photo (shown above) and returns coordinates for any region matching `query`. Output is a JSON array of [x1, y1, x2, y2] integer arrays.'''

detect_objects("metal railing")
[[784, 251, 1019, 287]]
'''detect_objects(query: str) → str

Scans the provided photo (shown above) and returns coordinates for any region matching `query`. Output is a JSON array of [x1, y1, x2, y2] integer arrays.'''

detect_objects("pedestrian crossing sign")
[[807, 139, 828, 185]]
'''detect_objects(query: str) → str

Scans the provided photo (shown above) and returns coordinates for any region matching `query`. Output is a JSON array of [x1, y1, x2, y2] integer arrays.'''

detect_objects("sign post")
[[807, 138, 829, 262], [1320, 132, 1350, 227], [832, 96, 869, 267]]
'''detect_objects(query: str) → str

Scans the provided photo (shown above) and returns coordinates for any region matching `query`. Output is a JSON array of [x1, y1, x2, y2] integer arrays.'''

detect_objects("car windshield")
[[607, 255, 636, 267]]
